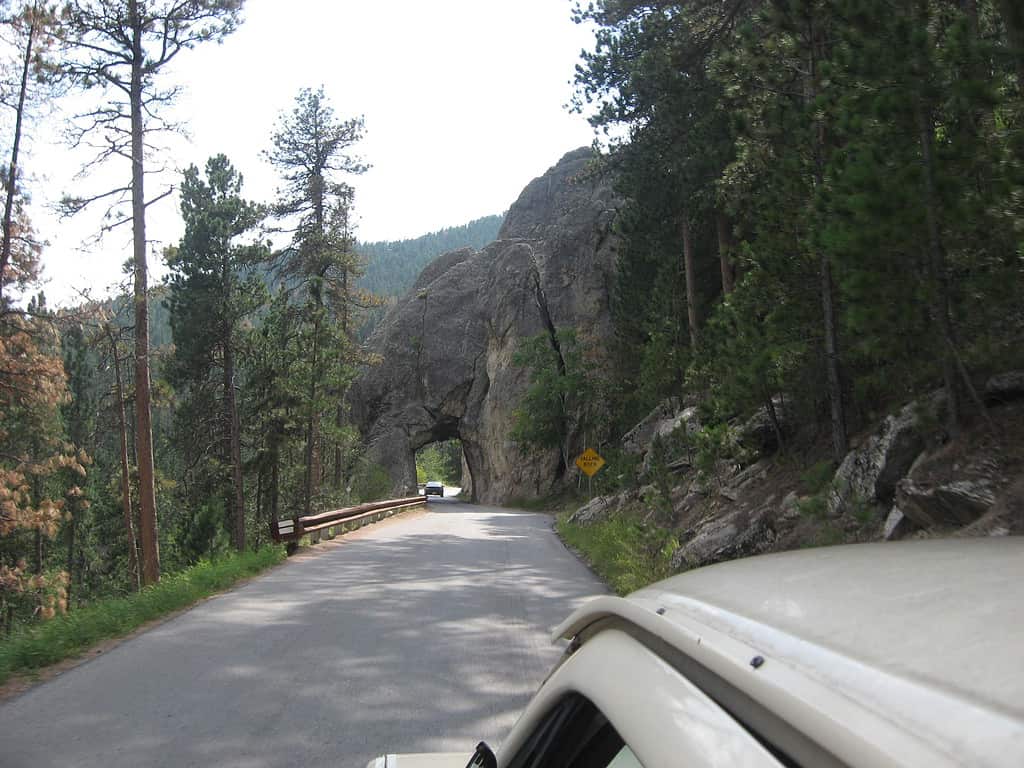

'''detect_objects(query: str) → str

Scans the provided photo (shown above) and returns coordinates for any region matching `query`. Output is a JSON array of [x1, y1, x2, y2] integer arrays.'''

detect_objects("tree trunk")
[[65, 500, 77, 610], [341, 269, 349, 337], [33, 529, 42, 575], [107, 323, 140, 591], [998, 0, 1024, 89], [909, 0, 962, 434], [224, 337, 245, 551], [270, 440, 280, 524], [0, 11, 35, 307], [809, 13, 848, 463], [333, 403, 345, 490], [303, 313, 321, 517], [716, 211, 735, 295], [129, 3, 159, 585], [915, 100, 962, 435], [681, 216, 700, 348], [255, 465, 264, 547], [820, 254, 847, 461]]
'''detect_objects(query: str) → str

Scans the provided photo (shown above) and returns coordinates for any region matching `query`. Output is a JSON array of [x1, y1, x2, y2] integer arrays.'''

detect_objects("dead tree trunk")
[[106, 323, 140, 591], [0, 9, 36, 308]]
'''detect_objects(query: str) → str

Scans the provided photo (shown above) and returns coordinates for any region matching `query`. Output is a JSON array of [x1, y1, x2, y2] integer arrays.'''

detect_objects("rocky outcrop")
[[349, 149, 622, 503], [569, 490, 635, 526], [985, 370, 1024, 405], [897, 478, 997, 528], [827, 398, 934, 516], [740, 397, 795, 454], [565, 377, 1024, 575], [621, 399, 681, 455], [882, 507, 916, 540]]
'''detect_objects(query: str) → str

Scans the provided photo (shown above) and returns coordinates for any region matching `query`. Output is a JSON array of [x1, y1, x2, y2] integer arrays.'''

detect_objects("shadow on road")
[[0, 506, 606, 768]]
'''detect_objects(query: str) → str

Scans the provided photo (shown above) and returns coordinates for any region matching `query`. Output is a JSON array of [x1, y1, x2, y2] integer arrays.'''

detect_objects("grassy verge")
[[0, 545, 286, 685], [556, 512, 678, 596]]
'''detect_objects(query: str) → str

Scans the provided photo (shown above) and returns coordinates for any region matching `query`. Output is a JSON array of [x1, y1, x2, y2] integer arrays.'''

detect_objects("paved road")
[[0, 498, 606, 768]]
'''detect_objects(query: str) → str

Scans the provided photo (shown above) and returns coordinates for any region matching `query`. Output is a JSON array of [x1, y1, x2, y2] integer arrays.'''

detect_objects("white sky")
[[26, 0, 598, 305]]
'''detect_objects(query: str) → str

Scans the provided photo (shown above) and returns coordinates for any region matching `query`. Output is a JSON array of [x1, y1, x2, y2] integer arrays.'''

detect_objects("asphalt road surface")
[[0, 497, 606, 768]]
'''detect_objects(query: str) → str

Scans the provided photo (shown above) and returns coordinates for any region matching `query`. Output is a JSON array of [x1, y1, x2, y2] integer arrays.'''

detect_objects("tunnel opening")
[[415, 438, 467, 497]]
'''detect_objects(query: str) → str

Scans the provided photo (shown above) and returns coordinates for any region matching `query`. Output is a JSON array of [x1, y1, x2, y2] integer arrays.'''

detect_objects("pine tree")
[[57, 0, 245, 584], [266, 87, 368, 516], [165, 155, 267, 553]]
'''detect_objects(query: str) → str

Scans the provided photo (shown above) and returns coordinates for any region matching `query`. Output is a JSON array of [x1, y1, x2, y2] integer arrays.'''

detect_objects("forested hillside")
[[549, 0, 1024, 453], [0, 0, 497, 638], [0, 7, 387, 632], [2, 0, 1022, 648], [357, 215, 503, 297], [503, 0, 1024, 585], [353, 215, 503, 339]]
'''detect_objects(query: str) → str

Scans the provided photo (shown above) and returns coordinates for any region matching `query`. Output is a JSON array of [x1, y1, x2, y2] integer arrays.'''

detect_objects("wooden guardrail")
[[270, 495, 426, 546]]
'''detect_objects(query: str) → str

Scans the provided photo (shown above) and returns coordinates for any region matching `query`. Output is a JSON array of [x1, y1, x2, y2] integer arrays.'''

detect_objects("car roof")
[[554, 539, 1024, 767]]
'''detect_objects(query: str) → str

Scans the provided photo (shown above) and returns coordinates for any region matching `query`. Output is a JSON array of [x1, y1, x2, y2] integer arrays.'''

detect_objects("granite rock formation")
[[349, 148, 621, 503]]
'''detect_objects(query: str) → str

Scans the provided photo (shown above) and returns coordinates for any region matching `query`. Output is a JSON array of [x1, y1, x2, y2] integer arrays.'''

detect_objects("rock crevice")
[[349, 149, 622, 502]]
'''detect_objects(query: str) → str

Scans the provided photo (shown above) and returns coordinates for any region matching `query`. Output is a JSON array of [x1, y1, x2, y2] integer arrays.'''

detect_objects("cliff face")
[[349, 148, 622, 503]]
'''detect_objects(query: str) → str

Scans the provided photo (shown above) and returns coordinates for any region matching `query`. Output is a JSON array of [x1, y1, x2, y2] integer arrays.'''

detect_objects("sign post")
[[575, 447, 606, 500]]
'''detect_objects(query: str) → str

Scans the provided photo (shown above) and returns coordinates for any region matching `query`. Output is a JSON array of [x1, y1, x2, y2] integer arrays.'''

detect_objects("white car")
[[368, 539, 1024, 768]]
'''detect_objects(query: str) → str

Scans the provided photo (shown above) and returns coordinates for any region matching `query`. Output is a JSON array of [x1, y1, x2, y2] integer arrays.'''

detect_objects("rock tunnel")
[[348, 148, 622, 504]]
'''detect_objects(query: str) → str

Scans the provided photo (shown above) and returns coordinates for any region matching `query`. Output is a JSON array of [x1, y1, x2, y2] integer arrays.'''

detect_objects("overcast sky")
[[27, 0, 598, 304]]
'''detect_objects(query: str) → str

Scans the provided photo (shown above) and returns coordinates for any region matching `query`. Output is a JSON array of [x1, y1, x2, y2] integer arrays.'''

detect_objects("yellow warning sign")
[[575, 448, 606, 477]]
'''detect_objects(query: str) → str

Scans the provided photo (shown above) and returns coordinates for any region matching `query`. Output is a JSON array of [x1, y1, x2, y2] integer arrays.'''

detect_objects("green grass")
[[557, 513, 678, 596], [0, 545, 286, 685]]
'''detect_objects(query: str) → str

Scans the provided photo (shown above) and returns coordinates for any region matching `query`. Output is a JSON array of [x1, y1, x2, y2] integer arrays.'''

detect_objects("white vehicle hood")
[[365, 753, 466, 768]]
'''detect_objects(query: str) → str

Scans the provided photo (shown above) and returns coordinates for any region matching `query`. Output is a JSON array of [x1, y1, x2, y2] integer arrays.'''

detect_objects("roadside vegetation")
[[0, 546, 285, 686], [509, 0, 1024, 589], [415, 440, 462, 485], [557, 511, 677, 596]]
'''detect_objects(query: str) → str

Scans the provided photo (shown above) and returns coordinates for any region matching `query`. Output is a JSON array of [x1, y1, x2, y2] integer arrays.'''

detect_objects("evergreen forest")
[[555, 0, 1024, 463], [0, 1, 500, 634], [1, 0, 1023, 643], [354, 215, 503, 339]]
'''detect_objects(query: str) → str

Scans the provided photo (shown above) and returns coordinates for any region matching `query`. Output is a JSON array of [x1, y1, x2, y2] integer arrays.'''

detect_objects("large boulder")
[[349, 149, 623, 503], [670, 504, 777, 571], [739, 396, 795, 454], [985, 371, 1024, 405], [568, 490, 635, 526], [621, 399, 681, 455], [827, 398, 933, 516], [897, 478, 997, 529]]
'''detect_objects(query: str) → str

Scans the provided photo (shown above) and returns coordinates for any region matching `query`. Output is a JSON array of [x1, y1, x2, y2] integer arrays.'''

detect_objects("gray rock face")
[[623, 401, 700, 458], [985, 370, 1024, 405], [349, 149, 622, 503], [569, 490, 634, 526], [740, 396, 794, 453], [897, 478, 998, 529], [621, 399, 681, 455], [670, 504, 777, 571], [883, 506, 916, 540], [827, 399, 930, 516]]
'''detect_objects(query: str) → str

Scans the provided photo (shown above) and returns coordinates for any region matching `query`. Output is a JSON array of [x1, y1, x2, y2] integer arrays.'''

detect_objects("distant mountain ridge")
[[356, 214, 504, 297]]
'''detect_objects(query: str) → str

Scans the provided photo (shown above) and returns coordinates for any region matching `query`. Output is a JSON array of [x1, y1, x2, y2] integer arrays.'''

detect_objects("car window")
[[506, 694, 639, 768]]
